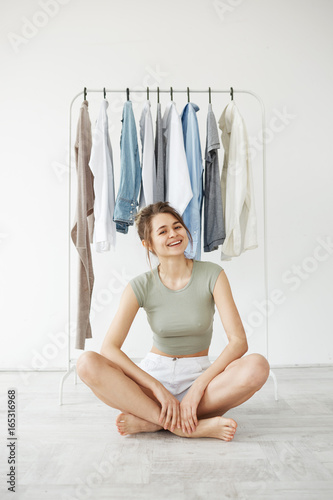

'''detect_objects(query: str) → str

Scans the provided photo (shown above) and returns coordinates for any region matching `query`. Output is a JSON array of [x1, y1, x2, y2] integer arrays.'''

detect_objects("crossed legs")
[[76, 352, 270, 441]]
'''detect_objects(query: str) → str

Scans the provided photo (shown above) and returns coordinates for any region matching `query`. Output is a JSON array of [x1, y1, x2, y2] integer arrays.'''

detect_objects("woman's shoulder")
[[194, 260, 224, 275], [130, 267, 157, 287], [129, 267, 158, 307], [193, 260, 224, 293]]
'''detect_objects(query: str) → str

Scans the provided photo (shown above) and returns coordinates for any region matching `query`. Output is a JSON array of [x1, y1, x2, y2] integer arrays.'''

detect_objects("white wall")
[[1, 0, 332, 373]]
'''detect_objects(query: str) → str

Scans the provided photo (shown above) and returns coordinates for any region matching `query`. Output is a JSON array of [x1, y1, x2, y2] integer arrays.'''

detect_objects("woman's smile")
[[167, 239, 182, 247]]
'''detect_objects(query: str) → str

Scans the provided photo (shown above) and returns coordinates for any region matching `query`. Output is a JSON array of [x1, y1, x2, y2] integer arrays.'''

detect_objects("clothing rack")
[[59, 87, 278, 404]]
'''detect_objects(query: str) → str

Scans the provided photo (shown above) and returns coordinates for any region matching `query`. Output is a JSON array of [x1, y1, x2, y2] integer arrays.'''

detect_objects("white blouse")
[[219, 101, 258, 259], [162, 101, 193, 215], [89, 99, 116, 252], [139, 100, 156, 208]]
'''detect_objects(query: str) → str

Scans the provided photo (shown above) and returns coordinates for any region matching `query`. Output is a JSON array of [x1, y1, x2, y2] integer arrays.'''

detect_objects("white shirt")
[[163, 101, 193, 215], [139, 100, 156, 208], [219, 101, 258, 259], [89, 99, 116, 252]]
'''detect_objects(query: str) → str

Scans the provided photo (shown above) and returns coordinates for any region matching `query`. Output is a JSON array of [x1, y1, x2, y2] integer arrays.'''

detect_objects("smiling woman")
[[135, 202, 193, 271], [76, 202, 270, 441]]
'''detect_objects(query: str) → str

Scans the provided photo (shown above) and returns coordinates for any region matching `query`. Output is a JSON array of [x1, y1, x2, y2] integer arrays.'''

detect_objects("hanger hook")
[[170, 87, 173, 101], [84, 87, 87, 100], [103, 87, 106, 99], [230, 87, 234, 100], [187, 87, 190, 103], [208, 87, 211, 104], [126, 88, 130, 101], [157, 87, 160, 104], [147, 87, 149, 100]]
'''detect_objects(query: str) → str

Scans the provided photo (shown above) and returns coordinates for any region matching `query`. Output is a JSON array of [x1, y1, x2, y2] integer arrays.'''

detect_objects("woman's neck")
[[158, 256, 194, 287]]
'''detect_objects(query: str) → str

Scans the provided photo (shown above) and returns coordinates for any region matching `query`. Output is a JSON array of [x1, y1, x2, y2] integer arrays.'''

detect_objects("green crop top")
[[129, 260, 223, 355]]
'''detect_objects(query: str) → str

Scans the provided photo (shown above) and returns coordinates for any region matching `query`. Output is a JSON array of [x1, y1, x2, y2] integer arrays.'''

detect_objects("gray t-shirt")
[[203, 104, 226, 252], [154, 102, 165, 202], [130, 260, 223, 355]]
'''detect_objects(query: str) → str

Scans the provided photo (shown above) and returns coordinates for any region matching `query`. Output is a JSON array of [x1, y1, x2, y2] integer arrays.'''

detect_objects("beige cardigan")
[[71, 101, 95, 350]]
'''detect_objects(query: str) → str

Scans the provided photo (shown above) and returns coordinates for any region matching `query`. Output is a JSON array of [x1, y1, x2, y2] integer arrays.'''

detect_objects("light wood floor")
[[0, 366, 333, 499]]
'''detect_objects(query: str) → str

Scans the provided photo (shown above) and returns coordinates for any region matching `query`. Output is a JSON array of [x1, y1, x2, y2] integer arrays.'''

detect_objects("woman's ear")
[[142, 240, 151, 251]]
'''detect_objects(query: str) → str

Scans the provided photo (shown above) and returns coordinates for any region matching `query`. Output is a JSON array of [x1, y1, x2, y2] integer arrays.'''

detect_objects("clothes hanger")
[[126, 88, 130, 101], [208, 87, 212, 104], [84, 87, 87, 100], [170, 87, 173, 101], [187, 87, 190, 103], [157, 87, 160, 104], [147, 87, 149, 100], [103, 87, 106, 99], [230, 87, 234, 100]]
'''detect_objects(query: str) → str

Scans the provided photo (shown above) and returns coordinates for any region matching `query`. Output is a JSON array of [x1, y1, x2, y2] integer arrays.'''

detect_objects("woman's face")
[[146, 212, 189, 258]]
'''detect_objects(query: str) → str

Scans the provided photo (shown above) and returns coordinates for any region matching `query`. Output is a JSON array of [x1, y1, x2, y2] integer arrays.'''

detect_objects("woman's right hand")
[[151, 382, 181, 432]]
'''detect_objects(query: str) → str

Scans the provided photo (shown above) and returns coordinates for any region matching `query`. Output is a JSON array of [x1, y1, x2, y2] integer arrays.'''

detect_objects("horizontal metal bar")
[[83, 88, 234, 93]]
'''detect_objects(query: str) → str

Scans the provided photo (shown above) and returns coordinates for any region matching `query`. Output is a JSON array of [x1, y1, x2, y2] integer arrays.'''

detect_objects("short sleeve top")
[[129, 260, 223, 355]]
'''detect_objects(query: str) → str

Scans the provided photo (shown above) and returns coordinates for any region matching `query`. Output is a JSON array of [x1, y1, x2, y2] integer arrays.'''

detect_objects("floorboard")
[[0, 366, 332, 499]]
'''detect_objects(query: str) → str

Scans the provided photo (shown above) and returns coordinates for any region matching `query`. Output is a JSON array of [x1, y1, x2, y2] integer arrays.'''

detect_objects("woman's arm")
[[193, 270, 248, 391], [100, 283, 161, 392]]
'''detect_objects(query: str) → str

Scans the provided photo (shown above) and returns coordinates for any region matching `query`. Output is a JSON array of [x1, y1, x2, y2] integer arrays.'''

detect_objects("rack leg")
[[269, 369, 278, 401], [59, 365, 76, 405]]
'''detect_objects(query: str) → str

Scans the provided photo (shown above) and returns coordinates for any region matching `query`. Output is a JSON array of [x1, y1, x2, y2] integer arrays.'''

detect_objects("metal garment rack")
[[59, 87, 278, 404]]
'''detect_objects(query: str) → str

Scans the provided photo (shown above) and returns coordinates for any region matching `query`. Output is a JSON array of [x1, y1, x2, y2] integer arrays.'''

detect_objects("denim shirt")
[[181, 103, 203, 260], [113, 101, 141, 234]]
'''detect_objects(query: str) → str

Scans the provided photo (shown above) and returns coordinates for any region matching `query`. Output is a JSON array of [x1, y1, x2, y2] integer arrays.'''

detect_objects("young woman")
[[77, 202, 270, 441]]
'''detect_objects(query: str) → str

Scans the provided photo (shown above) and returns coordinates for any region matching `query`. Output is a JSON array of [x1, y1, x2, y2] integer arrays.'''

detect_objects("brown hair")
[[134, 202, 193, 267]]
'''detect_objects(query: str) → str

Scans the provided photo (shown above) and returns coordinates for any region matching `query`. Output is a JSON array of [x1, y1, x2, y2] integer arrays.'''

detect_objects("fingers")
[[170, 406, 181, 432], [163, 405, 174, 430], [158, 404, 167, 426], [159, 401, 180, 431], [181, 407, 198, 435]]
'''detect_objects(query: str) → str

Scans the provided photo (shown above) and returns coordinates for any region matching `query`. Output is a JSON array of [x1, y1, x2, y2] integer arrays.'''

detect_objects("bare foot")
[[115, 413, 237, 441], [172, 416, 238, 441], [116, 412, 162, 436]]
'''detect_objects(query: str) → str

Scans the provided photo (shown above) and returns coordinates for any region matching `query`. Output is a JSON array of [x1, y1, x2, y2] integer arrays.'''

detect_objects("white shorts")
[[138, 352, 211, 402]]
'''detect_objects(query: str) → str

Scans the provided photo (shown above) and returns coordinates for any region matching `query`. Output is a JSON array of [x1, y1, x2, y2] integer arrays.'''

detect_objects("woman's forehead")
[[151, 212, 179, 230]]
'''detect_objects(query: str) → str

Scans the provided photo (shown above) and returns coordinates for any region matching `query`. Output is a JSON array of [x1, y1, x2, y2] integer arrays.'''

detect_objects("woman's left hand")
[[179, 384, 205, 435]]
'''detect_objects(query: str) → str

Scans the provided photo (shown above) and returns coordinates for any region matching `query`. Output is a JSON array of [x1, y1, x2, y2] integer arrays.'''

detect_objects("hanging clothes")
[[113, 100, 141, 233], [89, 99, 116, 252], [219, 101, 258, 259], [71, 100, 95, 350], [154, 102, 165, 202], [181, 102, 203, 260], [163, 101, 193, 216], [139, 100, 156, 208], [203, 103, 225, 252]]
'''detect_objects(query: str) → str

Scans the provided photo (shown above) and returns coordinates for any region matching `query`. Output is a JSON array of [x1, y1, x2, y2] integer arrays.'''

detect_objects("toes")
[[116, 413, 126, 425], [228, 418, 237, 430], [116, 424, 127, 436]]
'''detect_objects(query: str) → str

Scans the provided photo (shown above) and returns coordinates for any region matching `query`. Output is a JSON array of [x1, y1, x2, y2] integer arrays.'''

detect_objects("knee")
[[76, 351, 101, 384], [245, 354, 270, 390]]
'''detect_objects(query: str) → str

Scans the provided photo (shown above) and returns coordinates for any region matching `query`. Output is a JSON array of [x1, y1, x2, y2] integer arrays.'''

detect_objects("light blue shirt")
[[181, 103, 203, 260], [113, 101, 141, 234]]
